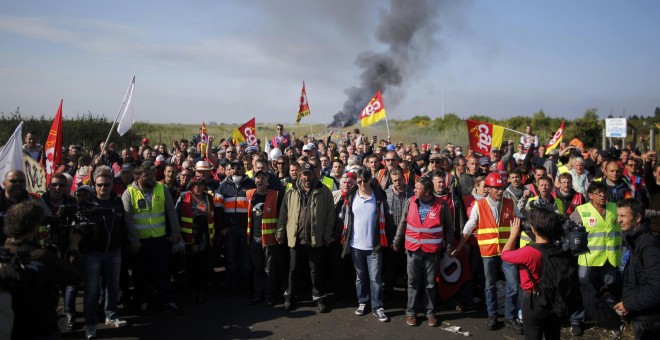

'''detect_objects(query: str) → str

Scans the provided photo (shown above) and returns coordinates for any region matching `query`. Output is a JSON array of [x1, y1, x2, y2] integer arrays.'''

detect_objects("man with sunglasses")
[[376, 151, 417, 191], [271, 124, 291, 149], [0, 170, 42, 246], [82, 172, 128, 338]]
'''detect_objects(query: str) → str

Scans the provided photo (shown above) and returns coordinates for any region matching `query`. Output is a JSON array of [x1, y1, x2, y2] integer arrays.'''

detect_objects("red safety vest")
[[404, 197, 446, 253], [475, 197, 514, 257], [246, 189, 279, 246], [179, 192, 216, 246], [557, 192, 584, 217]]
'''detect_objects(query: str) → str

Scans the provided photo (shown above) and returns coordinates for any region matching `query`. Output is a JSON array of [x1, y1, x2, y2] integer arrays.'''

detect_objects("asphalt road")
[[58, 284, 624, 340]]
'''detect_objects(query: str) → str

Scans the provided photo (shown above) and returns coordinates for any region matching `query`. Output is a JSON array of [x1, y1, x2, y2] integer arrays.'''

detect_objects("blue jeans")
[[225, 226, 252, 290], [84, 249, 121, 326], [483, 256, 519, 320], [406, 250, 438, 317], [570, 263, 619, 325], [351, 247, 383, 310], [64, 285, 79, 317]]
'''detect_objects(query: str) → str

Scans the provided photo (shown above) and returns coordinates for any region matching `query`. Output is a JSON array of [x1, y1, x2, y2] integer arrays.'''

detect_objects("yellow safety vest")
[[128, 183, 167, 239], [576, 203, 622, 267], [321, 176, 335, 191]]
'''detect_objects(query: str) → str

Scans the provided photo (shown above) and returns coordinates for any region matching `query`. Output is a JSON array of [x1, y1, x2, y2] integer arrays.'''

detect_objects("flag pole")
[[309, 121, 314, 139], [384, 115, 391, 140], [103, 76, 135, 152], [503, 127, 526, 136]]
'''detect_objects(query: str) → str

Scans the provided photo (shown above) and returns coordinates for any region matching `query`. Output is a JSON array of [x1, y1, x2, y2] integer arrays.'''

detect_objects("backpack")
[[524, 243, 582, 317]]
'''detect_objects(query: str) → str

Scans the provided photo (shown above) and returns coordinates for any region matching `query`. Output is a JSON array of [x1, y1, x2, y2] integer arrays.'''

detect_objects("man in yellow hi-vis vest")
[[567, 180, 622, 336], [122, 162, 183, 315]]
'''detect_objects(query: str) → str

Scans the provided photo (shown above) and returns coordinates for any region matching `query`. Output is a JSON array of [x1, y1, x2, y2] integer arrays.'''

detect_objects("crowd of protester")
[[1, 123, 659, 340]]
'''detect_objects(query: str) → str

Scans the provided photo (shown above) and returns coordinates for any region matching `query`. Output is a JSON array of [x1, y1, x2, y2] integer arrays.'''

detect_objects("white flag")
[[0, 121, 24, 187], [116, 76, 135, 136]]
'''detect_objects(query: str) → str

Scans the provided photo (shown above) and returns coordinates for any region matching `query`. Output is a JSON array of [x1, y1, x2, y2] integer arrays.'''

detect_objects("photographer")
[[82, 172, 128, 338], [3, 201, 82, 339], [502, 209, 562, 339]]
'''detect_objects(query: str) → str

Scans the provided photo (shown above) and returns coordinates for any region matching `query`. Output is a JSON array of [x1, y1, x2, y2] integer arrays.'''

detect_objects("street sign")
[[605, 118, 627, 138]]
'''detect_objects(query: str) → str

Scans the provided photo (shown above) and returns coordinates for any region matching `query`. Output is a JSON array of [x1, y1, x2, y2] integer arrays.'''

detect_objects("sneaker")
[[139, 302, 149, 315], [85, 325, 97, 339], [163, 302, 183, 315], [505, 319, 523, 335], [427, 315, 438, 327], [105, 317, 128, 328], [355, 303, 367, 316], [65, 314, 76, 329], [284, 296, 293, 311], [570, 324, 583, 336], [487, 316, 498, 330], [317, 299, 328, 313], [406, 314, 417, 326], [373, 308, 389, 322]]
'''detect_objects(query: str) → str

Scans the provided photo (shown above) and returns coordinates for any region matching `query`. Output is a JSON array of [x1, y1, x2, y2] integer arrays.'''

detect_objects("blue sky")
[[1, 0, 659, 125]]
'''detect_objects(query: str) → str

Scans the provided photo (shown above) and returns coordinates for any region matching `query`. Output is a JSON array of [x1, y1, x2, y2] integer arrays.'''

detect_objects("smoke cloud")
[[330, 0, 442, 127]]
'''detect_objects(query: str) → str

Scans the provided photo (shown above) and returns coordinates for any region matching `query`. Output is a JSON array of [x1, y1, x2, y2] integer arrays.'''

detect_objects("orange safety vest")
[[245, 189, 279, 246], [376, 168, 411, 184], [475, 197, 514, 257], [404, 197, 445, 253], [179, 191, 216, 246]]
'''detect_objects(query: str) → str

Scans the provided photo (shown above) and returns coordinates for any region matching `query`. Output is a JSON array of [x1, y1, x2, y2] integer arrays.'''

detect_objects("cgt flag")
[[231, 118, 257, 146], [43, 99, 63, 185], [466, 119, 504, 155], [198, 121, 209, 155], [296, 81, 311, 124], [545, 120, 565, 155], [360, 90, 386, 127]]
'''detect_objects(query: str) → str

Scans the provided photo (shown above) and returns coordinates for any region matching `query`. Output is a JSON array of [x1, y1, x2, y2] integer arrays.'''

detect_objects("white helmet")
[[269, 148, 283, 161]]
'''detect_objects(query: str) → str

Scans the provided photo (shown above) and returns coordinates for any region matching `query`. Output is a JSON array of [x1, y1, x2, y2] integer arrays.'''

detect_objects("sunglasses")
[[385, 159, 396, 162], [429, 160, 441, 164], [50, 182, 66, 187], [7, 179, 26, 184], [96, 183, 112, 188], [277, 162, 286, 165]]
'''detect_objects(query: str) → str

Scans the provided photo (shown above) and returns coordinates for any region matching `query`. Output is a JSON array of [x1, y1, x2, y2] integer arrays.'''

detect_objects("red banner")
[[437, 242, 472, 301], [466, 119, 504, 155], [43, 100, 63, 185]]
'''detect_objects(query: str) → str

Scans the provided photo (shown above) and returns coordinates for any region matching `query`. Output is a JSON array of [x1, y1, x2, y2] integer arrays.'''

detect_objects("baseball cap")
[[155, 155, 166, 166], [479, 156, 490, 166], [429, 153, 442, 160], [253, 169, 269, 178], [142, 138, 149, 144], [300, 162, 314, 173], [119, 163, 134, 173], [386, 144, 395, 151], [421, 143, 428, 150], [239, 142, 248, 148], [302, 143, 315, 151], [246, 146, 259, 154], [76, 185, 94, 193]]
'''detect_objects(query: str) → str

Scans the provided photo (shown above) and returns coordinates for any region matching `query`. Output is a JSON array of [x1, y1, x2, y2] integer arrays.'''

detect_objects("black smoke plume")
[[330, 0, 440, 127]]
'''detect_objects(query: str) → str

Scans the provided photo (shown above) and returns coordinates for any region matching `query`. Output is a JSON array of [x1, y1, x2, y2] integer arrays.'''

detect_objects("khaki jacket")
[[277, 181, 335, 248]]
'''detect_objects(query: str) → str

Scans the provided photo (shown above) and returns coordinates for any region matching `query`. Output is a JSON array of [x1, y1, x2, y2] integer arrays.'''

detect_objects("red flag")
[[466, 119, 504, 155], [231, 118, 257, 146], [296, 81, 311, 124], [436, 240, 473, 301], [44, 99, 63, 185], [360, 90, 386, 127], [545, 120, 565, 154]]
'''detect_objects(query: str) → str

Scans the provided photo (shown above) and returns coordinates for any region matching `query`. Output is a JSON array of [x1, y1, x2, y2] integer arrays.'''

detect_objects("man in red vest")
[[393, 177, 454, 327], [452, 172, 524, 334], [246, 170, 283, 307]]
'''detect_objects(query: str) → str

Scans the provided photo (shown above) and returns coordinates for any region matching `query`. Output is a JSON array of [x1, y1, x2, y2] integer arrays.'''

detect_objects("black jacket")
[[81, 194, 125, 253], [622, 222, 660, 321], [4, 239, 81, 338]]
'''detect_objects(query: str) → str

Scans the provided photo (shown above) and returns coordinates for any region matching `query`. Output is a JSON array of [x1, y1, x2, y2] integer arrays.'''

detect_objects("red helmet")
[[484, 172, 505, 188]]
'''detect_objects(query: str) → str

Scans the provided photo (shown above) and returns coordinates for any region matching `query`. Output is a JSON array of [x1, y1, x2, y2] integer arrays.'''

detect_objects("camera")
[[520, 215, 589, 256], [43, 202, 112, 254]]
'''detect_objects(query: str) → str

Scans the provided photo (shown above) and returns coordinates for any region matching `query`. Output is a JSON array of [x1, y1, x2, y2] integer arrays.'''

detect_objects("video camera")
[[43, 202, 112, 254], [521, 216, 589, 256]]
